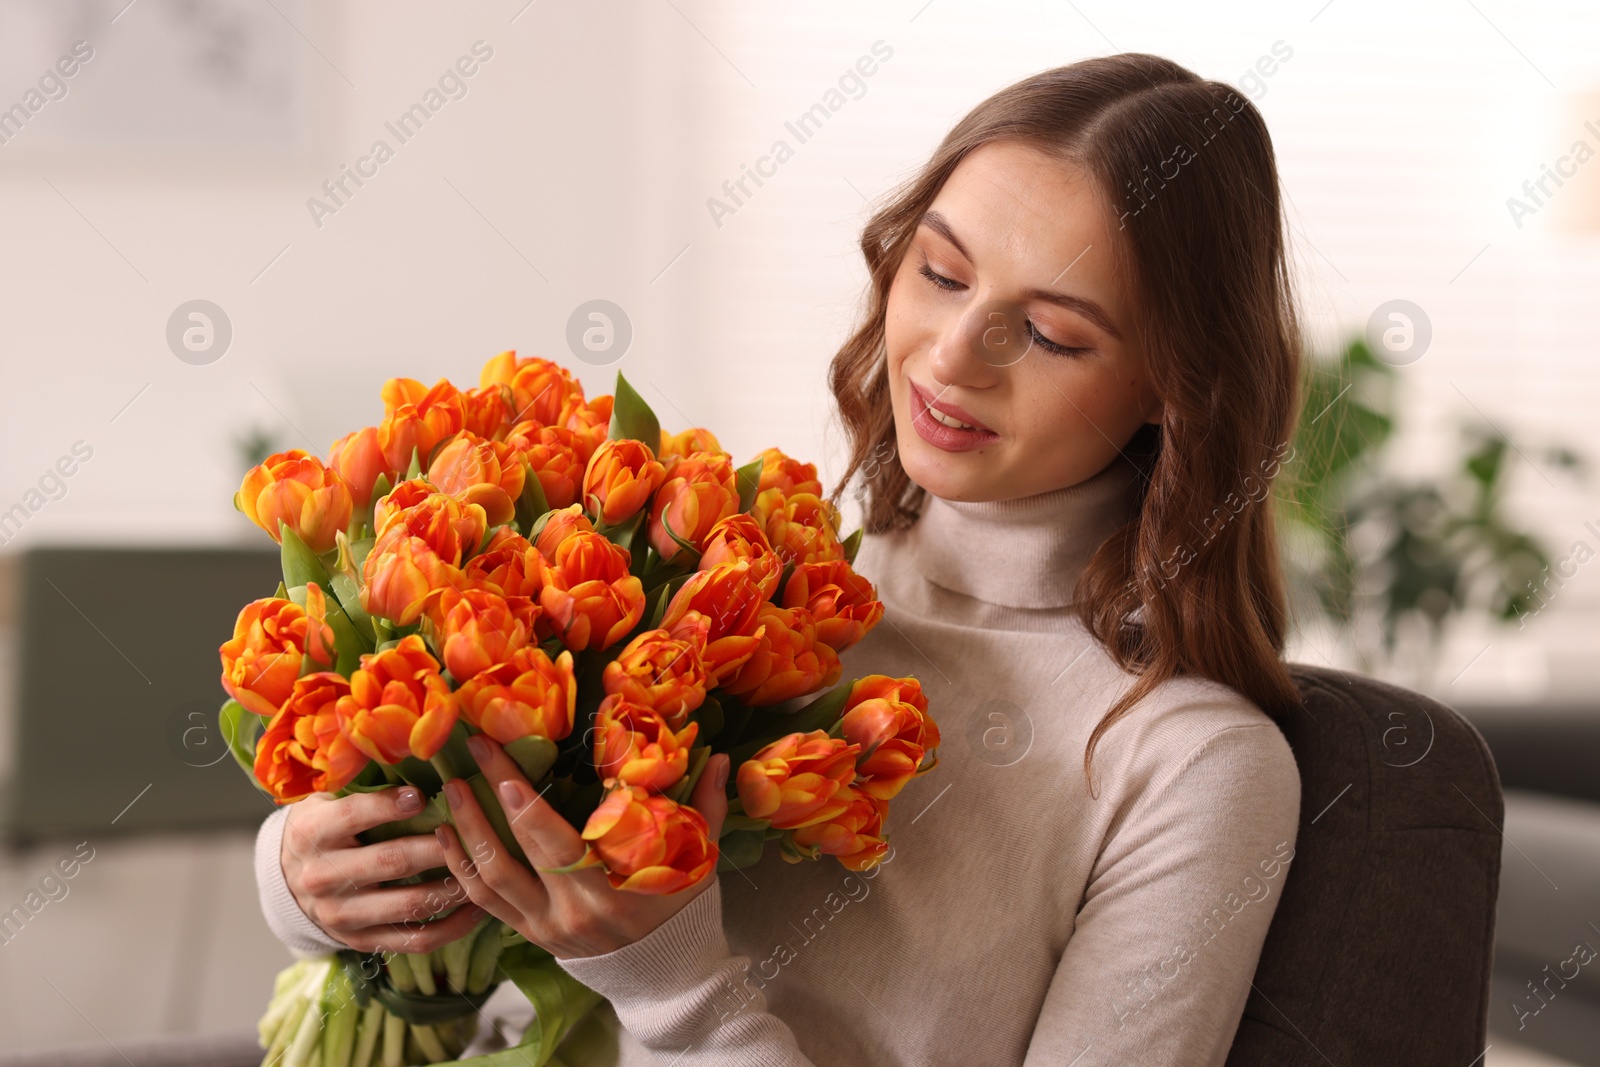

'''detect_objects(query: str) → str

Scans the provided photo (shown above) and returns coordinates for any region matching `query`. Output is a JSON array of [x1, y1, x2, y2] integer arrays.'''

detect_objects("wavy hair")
[[825, 53, 1306, 793]]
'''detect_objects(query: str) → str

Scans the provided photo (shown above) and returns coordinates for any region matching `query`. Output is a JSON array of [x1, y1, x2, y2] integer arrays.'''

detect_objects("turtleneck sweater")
[[254, 453, 1302, 1065]]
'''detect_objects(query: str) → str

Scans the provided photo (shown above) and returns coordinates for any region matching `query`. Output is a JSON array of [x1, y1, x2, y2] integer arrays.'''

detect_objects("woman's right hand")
[[281, 785, 486, 955]]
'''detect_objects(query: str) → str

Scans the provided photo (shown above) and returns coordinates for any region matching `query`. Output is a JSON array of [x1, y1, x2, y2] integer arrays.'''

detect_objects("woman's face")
[[884, 139, 1161, 503]]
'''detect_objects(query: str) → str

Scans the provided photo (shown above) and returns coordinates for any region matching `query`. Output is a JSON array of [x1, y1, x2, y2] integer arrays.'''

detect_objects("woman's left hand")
[[436, 733, 731, 960]]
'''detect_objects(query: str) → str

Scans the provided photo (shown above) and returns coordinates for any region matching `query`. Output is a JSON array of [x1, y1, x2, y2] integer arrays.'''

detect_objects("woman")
[[257, 52, 1306, 1065]]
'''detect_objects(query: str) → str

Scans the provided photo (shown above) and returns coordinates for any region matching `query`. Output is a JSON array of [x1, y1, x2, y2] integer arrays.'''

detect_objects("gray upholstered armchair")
[[1226, 663, 1504, 1065]]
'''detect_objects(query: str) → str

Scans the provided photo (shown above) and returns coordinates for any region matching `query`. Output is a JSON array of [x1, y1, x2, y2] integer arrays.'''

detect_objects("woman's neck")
[[904, 454, 1145, 610]]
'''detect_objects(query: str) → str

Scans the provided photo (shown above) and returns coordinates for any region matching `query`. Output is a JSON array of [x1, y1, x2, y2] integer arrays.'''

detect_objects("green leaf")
[[329, 571, 375, 644], [657, 506, 701, 561], [406, 447, 423, 481], [218, 699, 267, 785], [280, 523, 332, 589], [716, 828, 767, 871], [643, 576, 674, 630], [395, 756, 443, 794], [478, 945, 603, 1067], [594, 505, 648, 554], [288, 581, 373, 676], [841, 527, 863, 565], [724, 679, 855, 765], [734, 456, 764, 513], [503, 735, 560, 783], [516, 460, 551, 535], [687, 695, 724, 742], [331, 533, 377, 644], [607, 371, 660, 449]]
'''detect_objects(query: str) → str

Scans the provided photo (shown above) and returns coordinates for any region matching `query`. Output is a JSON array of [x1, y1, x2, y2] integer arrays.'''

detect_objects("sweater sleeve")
[[1022, 722, 1302, 1067], [255, 804, 350, 958], [553, 876, 819, 1066]]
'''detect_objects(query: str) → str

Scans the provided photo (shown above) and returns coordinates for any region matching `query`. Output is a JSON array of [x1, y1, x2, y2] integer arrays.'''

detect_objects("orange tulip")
[[220, 595, 335, 717], [253, 672, 369, 804], [461, 384, 515, 440], [360, 532, 465, 627], [591, 694, 699, 792], [581, 438, 666, 526], [536, 531, 646, 652], [427, 433, 526, 527], [454, 644, 577, 744], [335, 635, 458, 763], [755, 446, 824, 497], [464, 528, 545, 600], [697, 514, 783, 600], [579, 785, 716, 894], [371, 477, 431, 535], [720, 602, 841, 707], [658, 427, 723, 468], [659, 559, 768, 686], [372, 480, 487, 567], [780, 559, 885, 652], [377, 378, 464, 472], [601, 627, 708, 726], [505, 422, 584, 510], [647, 451, 740, 563], [752, 489, 845, 566], [327, 427, 396, 510], [236, 450, 354, 554], [786, 784, 889, 871], [565, 395, 613, 470], [532, 503, 597, 562], [837, 675, 940, 800], [736, 730, 859, 829], [425, 587, 533, 680], [479, 351, 586, 428]]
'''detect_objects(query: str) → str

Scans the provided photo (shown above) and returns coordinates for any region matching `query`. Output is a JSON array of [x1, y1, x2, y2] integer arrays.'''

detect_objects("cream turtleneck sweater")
[[255, 453, 1302, 1065]]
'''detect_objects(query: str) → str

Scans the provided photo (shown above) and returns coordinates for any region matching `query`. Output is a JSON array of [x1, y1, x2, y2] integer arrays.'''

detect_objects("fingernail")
[[498, 778, 530, 810], [715, 755, 730, 789], [434, 826, 449, 848], [466, 733, 492, 766], [443, 779, 466, 808], [397, 786, 423, 813]]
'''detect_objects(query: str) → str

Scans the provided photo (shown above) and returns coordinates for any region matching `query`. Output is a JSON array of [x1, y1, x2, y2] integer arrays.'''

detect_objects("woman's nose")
[[927, 296, 1031, 385]]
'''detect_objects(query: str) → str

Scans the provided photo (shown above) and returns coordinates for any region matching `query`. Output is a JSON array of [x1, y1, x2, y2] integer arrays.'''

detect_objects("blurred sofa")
[[1463, 703, 1600, 1066]]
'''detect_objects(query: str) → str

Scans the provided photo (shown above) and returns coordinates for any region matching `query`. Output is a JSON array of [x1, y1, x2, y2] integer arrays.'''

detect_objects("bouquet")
[[218, 351, 941, 1066]]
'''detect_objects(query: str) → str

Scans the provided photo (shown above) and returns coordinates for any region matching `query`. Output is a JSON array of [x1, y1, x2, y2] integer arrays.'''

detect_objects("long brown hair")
[[826, 53, 1305, 793]]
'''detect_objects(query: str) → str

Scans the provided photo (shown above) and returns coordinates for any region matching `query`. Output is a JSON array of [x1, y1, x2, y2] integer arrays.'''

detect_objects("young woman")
[[257, 52, 1306, 1065]]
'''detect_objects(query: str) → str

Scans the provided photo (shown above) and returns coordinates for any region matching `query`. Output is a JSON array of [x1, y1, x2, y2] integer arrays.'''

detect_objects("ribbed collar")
[[906, 453, 1145, 610]]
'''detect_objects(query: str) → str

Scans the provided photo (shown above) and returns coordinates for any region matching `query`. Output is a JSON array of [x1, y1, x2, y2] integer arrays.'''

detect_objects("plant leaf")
[[280, 523, 332, 589], [606, 371, 660, 450], [734, 456, 763, 513]]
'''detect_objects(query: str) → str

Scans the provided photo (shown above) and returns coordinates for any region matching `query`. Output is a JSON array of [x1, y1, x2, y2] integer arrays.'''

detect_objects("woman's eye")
[[918, 257, 1090, 358], [1027, 321, 1091, 358], [916, 262, 963, 291]]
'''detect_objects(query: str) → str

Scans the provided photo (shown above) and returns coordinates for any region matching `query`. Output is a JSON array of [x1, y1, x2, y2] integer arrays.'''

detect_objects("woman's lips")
[[908, 379, 999, 452]]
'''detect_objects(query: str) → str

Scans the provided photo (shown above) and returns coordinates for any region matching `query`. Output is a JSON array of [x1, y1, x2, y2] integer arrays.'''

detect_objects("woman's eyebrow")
[[919, 210, 973, 263], [918, 210, 1122, 340], [1022, 287, 1121, 340]]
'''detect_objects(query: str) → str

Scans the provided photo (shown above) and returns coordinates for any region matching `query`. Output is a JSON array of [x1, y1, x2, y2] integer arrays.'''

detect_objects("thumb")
[[690, 753, 731, 839]]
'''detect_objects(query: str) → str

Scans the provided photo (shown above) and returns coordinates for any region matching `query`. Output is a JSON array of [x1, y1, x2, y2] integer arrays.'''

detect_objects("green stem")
[[351, 1002, 383, 1067], [381, 1013, 406, 1067], [406, 952, 437, 996], [410, 1024, 449, 1062]]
